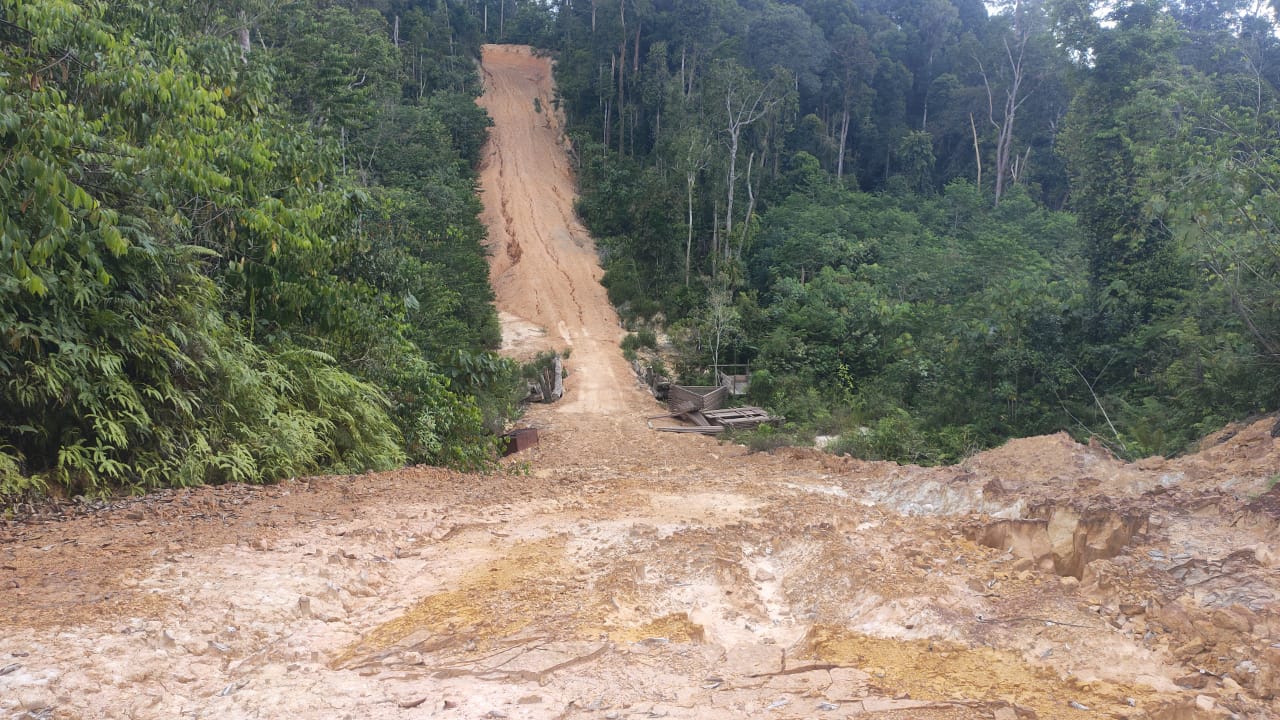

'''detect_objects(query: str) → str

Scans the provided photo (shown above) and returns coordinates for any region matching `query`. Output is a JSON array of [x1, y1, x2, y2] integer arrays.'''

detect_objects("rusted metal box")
[[502, 428, 539, 455]]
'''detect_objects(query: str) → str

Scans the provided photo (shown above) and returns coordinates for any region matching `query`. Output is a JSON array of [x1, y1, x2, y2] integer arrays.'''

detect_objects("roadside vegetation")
[[6, 0, 1280, 497], [533, 0, 1280, 462], [0, 0, 522, 496]]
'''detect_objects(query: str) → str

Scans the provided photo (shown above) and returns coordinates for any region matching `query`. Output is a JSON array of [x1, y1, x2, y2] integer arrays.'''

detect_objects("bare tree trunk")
[[725, 127, 739, 243], [617, 0, 626, 155], [711, 199, 719, 278], [970, 112, 982, 190], [978, 1, 1034, 206], [633, 24, 641, 72], [686, 48, 697, 99], [393, 15, 400, 47], [686, 170, 695, 286], [1011, 146, 1031, 185], [722, 77, 778, 251], [238, 10, 251, 62], [680, 46, 686, 101], [741, 151, 759, 260], [837, 101, 850, 180], [603, 98, 611, 148]]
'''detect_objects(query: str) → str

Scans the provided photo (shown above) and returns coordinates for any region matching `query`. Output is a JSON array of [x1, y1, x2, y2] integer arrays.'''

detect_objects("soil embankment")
[[2, 45, 1279, 720]]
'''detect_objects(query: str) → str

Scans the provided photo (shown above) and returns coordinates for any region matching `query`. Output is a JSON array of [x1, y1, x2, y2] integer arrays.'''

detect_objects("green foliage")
[[1, 0, 517, 497], [621, 329, 658, 353], [827, 410, 978, 466], [551, 0, 1280, 463], [384, 356, 502, 472], [732, 424, 808, 454], [552, 0, 1280, 463], [520, 351, 562, 381]]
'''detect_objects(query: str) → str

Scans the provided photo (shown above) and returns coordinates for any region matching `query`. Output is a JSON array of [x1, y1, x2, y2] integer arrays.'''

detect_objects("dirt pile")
[[2, 44, 1279, 720]]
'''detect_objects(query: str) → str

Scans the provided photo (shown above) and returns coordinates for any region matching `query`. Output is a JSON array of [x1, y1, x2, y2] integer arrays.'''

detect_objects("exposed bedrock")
[[969, 502, 1149, 578]]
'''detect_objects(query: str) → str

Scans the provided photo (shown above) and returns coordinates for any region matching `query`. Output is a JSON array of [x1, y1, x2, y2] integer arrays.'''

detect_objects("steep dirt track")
[[478, 44, 639, 417], [3, 44, 1280, 720]]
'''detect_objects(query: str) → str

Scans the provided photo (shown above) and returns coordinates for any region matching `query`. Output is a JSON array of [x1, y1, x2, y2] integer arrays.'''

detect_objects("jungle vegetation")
[[531, 0, 1280, 462], [5, 0, 1280, 497], [1, 0, 521, 496]]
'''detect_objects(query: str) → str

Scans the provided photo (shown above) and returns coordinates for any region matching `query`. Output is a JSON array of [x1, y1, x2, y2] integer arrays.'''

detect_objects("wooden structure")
[[717, 371, 750, 396], [716, 364, 751, 396], [701, 407, 774, 429], [666, 385, 728, 414], [652, 385, 778, 435]]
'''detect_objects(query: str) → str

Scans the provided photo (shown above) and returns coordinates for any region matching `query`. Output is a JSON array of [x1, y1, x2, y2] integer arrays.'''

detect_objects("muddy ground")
[[3, 45, 1280, 720]]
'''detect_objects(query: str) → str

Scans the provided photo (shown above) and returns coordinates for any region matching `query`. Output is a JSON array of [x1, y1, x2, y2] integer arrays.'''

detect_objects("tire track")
[[475, 44, 642, 414]]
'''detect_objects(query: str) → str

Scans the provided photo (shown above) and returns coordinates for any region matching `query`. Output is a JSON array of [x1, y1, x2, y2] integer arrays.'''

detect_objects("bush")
[[828, 409, 944, 465], [387, 357, 501, 472], [621, 330, 658, 352], [650, 358, 669, 379], [732, 424, 807, 454]]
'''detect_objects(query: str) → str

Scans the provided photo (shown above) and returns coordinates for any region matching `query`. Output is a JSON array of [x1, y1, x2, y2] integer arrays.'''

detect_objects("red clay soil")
[[1, 45, 1278, 720]]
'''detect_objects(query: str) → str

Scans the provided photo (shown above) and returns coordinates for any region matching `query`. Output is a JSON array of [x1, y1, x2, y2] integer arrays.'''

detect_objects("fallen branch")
[[977, 614, 1093, 629]]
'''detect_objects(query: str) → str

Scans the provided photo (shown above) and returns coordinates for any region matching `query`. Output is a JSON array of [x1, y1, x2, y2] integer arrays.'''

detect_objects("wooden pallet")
[[651, 404, 778, 435], [701, 406, 776, 429], [654, 425, 725, 434]]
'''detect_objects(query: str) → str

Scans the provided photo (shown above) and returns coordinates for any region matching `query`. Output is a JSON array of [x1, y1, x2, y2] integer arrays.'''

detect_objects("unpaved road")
[[3, 44, 1280, 720], [478, 44, 634, 418]]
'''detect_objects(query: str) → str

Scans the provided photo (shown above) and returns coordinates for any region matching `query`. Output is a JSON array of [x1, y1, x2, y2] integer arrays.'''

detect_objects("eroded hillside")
[[1, 45, 1278, 720]]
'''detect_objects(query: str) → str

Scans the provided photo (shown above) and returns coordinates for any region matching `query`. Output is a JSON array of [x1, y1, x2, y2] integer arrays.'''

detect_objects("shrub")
[[733, 424, 807, 454]]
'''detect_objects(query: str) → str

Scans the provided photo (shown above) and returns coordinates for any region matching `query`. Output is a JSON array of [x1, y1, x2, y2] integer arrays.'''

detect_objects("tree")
[[744, 2, 830, 99], [672, 125, 714, 285], [976, 0, 1047, 205], [828, 22, 877, 181], [705, 60, 788, 265], [898, 130, 937, 192], [1059, 0, 1185, 342]]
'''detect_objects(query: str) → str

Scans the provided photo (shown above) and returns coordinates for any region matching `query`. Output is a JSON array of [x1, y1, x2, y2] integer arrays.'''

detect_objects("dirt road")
[[478, 44, 638, 417], [3, 44, 1280, 720]]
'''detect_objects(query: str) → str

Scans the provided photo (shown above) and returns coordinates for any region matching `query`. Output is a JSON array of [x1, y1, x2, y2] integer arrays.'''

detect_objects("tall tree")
[[704, 61, 787, 265], [1060, 0, 1185, 342], [976, 0, 1047, 204]]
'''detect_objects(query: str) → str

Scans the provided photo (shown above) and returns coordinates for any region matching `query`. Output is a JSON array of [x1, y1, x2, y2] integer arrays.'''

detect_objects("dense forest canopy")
[[3, 0, 1280, 498], [0, 0, 522, 496], [517, 0, 1280, 461]]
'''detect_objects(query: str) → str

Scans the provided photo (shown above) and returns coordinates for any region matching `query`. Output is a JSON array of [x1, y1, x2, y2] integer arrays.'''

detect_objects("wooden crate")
[[667, 385, 729, 413]]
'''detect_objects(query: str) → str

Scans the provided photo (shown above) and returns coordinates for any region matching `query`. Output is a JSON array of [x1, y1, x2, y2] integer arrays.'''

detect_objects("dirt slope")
[[3, 44, 1280, 720], [478, 44, 640, 417]]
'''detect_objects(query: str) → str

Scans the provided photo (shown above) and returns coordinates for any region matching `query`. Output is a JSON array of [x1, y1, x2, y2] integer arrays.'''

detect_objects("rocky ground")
[[2, 45, 1279, 720]]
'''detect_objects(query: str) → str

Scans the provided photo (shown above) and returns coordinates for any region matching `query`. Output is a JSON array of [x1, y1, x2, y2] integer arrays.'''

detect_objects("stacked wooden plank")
[[666, 385, 728, 413], [653, 386, 778, 435], [701, 407, 774, 429], [655, 425, 725, 434]]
